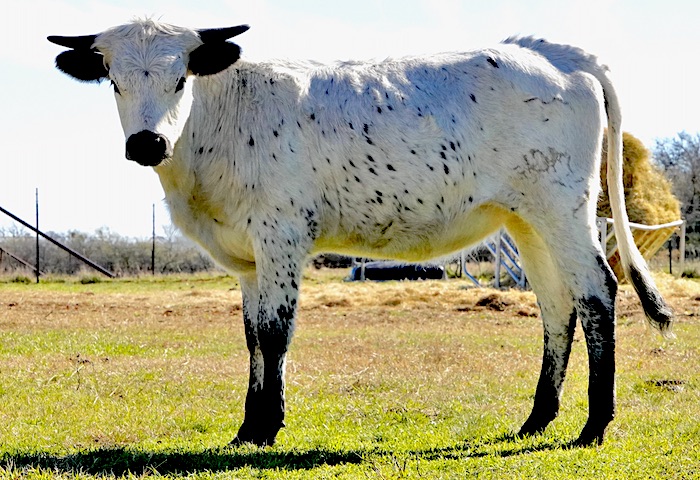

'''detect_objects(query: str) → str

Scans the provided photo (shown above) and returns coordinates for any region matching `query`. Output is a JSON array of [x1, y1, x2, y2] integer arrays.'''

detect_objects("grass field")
[[0, 269, 699, 478]]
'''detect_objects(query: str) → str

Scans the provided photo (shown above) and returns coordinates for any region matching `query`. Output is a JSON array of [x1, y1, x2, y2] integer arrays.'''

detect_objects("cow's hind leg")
[[509, 215, 617, 445], [573, 254, 617, 446], [506, 218, 577, 437]]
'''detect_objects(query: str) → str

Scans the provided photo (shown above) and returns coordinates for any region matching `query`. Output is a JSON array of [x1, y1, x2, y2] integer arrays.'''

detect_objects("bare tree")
[[0, 225, 217, 275], [654, 131, 700, 254]]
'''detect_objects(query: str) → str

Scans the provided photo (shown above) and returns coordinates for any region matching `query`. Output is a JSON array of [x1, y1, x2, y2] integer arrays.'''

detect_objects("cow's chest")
[[156, 163, 256, 273]]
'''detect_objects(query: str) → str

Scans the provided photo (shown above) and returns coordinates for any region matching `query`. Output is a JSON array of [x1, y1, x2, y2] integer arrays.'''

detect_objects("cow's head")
[[48, 20, 249, 167]]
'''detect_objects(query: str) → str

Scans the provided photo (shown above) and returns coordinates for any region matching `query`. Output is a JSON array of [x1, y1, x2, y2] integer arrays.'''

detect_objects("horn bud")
[[47, 34, 98, 50], [197, 25, 250, 44]]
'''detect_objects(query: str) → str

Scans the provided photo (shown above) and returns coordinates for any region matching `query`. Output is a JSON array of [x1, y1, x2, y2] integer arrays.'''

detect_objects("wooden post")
[[151, 204, 156, 275], [679, 220, 686, 275], [35, 188, 40, 283]]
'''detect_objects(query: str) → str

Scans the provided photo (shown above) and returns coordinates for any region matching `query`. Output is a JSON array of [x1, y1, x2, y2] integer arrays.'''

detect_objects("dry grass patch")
[[1, 269, 700, 478]]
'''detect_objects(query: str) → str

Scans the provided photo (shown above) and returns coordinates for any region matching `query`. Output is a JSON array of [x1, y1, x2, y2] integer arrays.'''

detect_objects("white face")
[[109, 58, 194, 166], [111, 60, 193, 145], [94, 24, 200, 166], [50, 20, 247, 166]]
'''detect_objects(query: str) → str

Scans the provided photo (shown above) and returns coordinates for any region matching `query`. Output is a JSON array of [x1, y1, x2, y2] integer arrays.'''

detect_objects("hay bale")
[[597, 131, 680, 224]]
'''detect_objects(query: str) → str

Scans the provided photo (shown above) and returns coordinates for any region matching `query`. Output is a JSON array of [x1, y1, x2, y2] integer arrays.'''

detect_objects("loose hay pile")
[[597, 131, 680, 224]]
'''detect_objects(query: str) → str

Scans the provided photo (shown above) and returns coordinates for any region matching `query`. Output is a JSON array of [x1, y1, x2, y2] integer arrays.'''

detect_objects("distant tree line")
[[654, 131, 700, 257], [0, 225, 216, 276]]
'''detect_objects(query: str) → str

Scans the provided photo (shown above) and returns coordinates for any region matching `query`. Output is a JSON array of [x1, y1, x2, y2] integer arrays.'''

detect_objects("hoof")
[[229, 421, 283, 447], [517, 412, 555, 438], [572, 422, 606, 447]]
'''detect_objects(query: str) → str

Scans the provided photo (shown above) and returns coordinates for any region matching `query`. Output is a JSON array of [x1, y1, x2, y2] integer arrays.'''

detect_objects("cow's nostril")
[[125, 130, 172, 166]]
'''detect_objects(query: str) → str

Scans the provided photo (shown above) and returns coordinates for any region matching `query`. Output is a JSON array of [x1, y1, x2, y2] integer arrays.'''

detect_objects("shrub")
[[10, 275, 32, 284]]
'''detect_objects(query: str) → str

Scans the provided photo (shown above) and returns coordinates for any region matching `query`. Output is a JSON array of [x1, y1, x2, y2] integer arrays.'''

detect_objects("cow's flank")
[[49, 19, 672, 447]]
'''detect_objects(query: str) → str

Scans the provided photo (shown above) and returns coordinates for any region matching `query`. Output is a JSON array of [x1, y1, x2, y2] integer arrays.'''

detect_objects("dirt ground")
[[2, 269, 699, 339]]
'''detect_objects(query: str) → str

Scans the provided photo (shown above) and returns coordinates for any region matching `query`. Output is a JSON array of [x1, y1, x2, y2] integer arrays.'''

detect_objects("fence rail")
[[0, 205, 115, 279], [462, 217, 685, 288], [597, 218, 685, 280]]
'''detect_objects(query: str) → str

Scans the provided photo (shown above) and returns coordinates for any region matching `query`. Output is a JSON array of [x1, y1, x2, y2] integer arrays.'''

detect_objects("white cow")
[[48, 19, 672, 447]]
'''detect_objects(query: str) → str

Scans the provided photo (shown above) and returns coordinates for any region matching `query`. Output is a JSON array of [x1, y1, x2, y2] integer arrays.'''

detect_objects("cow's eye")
[[175, 77, 186, 93], [110, 79, 121, 95]]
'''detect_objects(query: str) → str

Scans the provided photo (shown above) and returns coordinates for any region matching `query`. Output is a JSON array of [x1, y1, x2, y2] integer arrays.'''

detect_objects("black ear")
[[48, 34, 107, 82], [189, 41, 242, 76], [188, 25, 249, 76], [54, 49, 108, 82]]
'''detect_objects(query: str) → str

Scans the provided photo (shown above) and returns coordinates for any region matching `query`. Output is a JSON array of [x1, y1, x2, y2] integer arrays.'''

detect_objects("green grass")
[[0, 272, 239, 293], [0, 272, 699, 478]]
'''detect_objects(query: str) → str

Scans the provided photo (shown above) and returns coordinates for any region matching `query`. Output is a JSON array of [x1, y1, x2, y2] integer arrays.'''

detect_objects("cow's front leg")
[[231, 273, 267, 446], [231, 240, 305, 447]]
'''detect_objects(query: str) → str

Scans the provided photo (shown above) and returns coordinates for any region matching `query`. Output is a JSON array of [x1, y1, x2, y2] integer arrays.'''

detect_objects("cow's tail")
[[597, 67, 674, 338], [505, 36, 674, 338]]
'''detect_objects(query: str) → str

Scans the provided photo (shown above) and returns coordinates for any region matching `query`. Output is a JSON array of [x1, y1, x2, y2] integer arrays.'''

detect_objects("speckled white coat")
[[49, 20, 672, 447]]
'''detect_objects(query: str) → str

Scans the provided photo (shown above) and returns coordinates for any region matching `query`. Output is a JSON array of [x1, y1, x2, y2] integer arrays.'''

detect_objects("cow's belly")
[[314, 203, 509, 262]]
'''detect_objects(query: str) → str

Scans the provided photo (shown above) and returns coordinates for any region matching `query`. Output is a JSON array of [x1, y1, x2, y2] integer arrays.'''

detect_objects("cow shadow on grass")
[[1, 433, 570, 476], [1, 446, 364, 476], [413, 432, 574, 462]]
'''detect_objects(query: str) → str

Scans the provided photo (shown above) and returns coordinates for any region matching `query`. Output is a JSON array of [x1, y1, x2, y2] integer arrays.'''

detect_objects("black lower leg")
[[519, 311, 576, 436], [575, 269, 617, 446]]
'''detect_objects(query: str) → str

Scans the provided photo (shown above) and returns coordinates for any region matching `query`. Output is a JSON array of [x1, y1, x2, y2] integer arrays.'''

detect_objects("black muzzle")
[[125, 130, 173, 166]]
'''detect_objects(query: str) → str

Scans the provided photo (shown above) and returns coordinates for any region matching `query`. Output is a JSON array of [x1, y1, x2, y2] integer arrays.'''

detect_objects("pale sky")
[[1, 0, 699, 238]]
